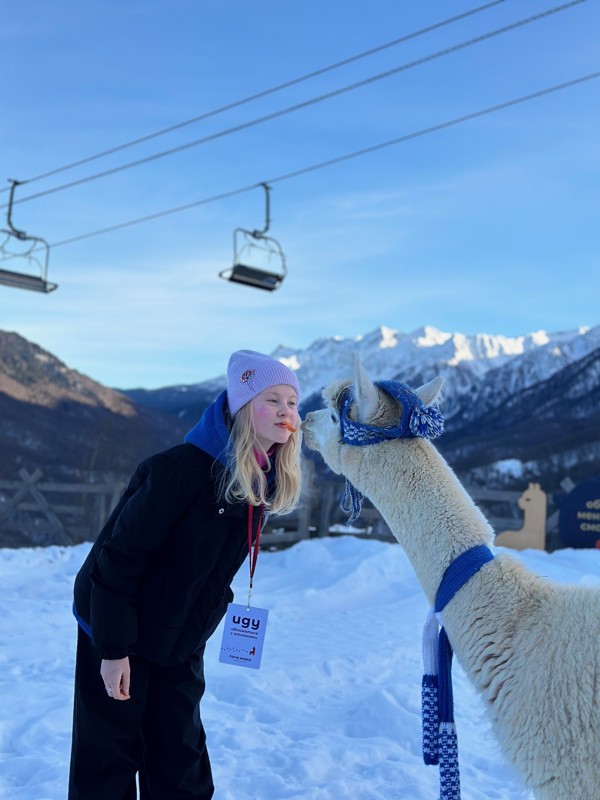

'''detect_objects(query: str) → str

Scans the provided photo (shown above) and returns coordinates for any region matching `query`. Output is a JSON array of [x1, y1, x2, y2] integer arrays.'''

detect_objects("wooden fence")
[[0, 466, 560, 550], [0, 468, 126, 547], [306, 480, 561, 548]]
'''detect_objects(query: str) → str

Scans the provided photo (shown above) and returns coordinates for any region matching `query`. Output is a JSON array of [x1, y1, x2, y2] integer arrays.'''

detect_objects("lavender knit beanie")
[[226, 350, 301, 417]]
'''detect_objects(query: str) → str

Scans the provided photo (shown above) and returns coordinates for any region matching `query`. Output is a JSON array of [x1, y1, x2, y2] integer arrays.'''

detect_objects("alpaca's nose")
[[301, 412, 315, 429]]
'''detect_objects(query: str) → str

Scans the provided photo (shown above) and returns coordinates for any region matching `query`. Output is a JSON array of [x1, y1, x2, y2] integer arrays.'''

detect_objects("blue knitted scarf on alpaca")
[[422, 545, 495, 800]]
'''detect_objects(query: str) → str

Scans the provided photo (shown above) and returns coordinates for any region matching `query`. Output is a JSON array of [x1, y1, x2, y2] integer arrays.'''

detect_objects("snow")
[[2, 537, 600, 800], [492, 459, 524, 479], [415, 326, 452, 349], [377, 326, 398, 349]]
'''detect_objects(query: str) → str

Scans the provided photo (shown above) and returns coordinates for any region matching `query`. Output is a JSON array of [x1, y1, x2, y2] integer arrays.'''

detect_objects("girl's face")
[[251, 384, 299, 450]]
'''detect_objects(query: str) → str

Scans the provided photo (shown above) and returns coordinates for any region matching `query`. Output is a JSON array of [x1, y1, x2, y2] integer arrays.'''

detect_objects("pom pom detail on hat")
[[227, 350, 301, 417]]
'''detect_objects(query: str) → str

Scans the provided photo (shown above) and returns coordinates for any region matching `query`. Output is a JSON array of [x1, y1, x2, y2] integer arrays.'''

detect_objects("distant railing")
[[0, 466, 313, 548], [0, 465, 559, 550], [0, 468, 126, 547], [313, 480, 560, 549]]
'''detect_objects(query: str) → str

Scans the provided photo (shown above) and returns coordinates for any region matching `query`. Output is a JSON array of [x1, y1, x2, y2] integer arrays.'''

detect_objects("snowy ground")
[[2, 535, 600, 800]]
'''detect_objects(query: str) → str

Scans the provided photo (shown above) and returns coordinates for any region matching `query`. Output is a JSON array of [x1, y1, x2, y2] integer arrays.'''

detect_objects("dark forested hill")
[[0, 331, 187, 481]]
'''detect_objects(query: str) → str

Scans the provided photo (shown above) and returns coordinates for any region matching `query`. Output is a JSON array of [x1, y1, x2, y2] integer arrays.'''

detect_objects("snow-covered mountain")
[[1, 324, 598, 497], [157, 323, 599, 420], [271, 324, 600, 417], [122, 323, 600, 491]]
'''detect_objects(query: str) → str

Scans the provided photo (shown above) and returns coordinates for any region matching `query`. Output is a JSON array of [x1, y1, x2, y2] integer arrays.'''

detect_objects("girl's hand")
[[100, 657, 131, 701]]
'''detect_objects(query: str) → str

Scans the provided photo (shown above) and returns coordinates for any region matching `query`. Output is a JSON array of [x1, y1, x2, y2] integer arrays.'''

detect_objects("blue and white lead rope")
[[421, 545, 495, 800]]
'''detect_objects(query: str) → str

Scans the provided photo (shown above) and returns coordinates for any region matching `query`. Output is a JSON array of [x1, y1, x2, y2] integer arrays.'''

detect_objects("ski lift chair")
[[0, 180, 57, 293], [0, 233, 56, 293], [220, 183, 287, 291]]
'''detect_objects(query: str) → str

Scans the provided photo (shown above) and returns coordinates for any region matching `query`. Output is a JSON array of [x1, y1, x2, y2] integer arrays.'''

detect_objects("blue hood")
[[184, 390, 231, 465]]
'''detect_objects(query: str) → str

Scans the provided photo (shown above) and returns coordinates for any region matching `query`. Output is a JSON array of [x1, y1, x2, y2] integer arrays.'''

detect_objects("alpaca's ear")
[[353, 354, 380, 422], [415, 376, 444, 407]]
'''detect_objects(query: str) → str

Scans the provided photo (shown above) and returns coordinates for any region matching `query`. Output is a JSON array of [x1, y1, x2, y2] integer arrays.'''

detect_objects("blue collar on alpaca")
[[434, 545, 495, 614], [422, 545, 495, 800], [338, 380, 444, 523]]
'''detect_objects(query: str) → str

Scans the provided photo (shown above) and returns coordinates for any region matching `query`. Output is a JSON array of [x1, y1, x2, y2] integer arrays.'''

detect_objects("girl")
[[69, 350, 302, 799]]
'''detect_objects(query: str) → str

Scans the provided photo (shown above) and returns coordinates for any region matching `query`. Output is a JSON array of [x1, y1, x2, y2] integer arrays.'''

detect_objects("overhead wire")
[[0, 0, 507, 193], [40, 70, 599, 251], [3, 0, 586, 210]]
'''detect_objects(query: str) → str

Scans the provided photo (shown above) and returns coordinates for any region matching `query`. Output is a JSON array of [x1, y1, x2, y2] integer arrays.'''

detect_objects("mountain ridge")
[[0, 330, 188, 482], [1, 325, 598, 493], [120, 322, 600, 490], [125, 322, 599, 419]]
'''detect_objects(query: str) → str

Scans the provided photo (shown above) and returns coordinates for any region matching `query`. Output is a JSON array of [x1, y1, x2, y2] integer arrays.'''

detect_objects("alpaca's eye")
[[331, 412, 338, 423]]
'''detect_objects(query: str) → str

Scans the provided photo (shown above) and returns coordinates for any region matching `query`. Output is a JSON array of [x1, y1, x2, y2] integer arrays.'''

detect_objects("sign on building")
[[558, 477, 600, 548]]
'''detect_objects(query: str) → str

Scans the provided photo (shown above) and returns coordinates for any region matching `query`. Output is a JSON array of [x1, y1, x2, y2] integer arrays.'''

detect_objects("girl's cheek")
[[256, 405, 271, 418]]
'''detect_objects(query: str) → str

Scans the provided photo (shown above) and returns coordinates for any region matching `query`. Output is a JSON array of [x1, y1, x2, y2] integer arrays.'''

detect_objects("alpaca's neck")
[[348, 438, 494, 605]]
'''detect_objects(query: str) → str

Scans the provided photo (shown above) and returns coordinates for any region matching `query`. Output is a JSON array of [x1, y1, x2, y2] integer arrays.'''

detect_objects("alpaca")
[[495, 483, 548, 550], [302, 358, 600, 800]]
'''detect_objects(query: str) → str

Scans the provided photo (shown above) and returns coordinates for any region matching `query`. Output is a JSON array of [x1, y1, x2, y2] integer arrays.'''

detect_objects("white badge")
[[219, 602, 269, 670]]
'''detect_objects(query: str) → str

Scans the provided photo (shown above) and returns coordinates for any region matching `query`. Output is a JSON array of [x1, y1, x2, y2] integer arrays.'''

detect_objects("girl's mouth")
[[277, 422, 297, 432]]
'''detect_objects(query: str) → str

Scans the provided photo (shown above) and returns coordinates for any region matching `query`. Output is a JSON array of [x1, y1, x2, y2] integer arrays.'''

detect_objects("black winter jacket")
[[73, 443, 258, 666]]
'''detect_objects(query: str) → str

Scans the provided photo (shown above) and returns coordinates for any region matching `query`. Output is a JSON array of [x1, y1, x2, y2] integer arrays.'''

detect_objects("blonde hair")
[[222, 401, 302, 515]]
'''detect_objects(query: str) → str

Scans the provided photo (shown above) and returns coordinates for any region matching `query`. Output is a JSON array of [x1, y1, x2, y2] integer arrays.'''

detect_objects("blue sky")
[[1, 0, 598, 389]]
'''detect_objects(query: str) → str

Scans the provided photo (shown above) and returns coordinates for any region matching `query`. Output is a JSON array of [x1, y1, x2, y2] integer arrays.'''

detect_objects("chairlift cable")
[[2, 0, 585, 210], [0, 0, 507, 194], [39, 70, 599, 251]]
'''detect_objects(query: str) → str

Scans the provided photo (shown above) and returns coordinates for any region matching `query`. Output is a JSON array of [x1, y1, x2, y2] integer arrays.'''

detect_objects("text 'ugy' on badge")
[[218, 602, 269, 670]]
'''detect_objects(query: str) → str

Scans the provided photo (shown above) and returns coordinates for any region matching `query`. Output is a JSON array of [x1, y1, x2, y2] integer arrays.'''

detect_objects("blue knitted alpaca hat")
[[338, 380, 444, 523], [339, 380, 444, 446]]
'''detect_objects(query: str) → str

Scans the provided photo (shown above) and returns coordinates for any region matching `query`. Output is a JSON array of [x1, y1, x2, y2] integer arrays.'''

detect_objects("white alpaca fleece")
[[302, 357, 600, 800]]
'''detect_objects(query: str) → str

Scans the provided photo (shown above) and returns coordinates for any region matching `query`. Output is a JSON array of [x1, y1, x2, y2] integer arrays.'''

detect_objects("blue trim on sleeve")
[[72, 601, 92, 637]]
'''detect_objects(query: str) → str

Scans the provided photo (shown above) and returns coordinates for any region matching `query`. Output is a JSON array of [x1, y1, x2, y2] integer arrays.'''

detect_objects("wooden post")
[[318, 484, 336, 537], [0, 468, 43, 525]]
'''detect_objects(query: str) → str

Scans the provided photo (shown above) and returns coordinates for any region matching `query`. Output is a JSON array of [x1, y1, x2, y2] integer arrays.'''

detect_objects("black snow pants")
[[68, 626, 214, 800]]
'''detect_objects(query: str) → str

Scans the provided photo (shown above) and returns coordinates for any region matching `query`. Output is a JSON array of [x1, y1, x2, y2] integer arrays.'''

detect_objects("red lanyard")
[[247, 504, 264, 605]]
